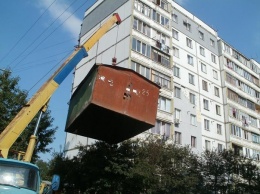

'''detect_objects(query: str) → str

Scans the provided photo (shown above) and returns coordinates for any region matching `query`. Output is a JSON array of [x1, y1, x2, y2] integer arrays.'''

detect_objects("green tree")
[[49, 139, 202, 194], [36, 159, 51, 180], [0, 70, 27, 130], [48, 140, 260, 193], [200, 150, 227, 193], [0, 70, 56, 161]]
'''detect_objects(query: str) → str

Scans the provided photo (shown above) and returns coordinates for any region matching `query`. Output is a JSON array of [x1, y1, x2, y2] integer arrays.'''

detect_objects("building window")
[[233, 144, 243, 156], [231, 124, 242, 138], [244, 130, 249, 140], [224, 43, 231, 54], [201, 63, 207, 73], [218, 144, 223, 152], [202, 80, 208, 91], [152, 70, 171, 89], [186, 38, 193, 48], [213, 70, 218, 80], [152, 10, 169, 28], [211, 53, 216, 63], [217, 124, 222, 135], [252, 133, 260, 144], [173, 46, 179, 58], [133, 18, 151, 37], [190, 114, 196, 126], [151, 120, 171, 138], [131, 61, 150, 79], [175, 131, 181, 144], [200, 46, 205, 56], [172, 13, 178, 23], [204, 119, 210, 131], [205, 140, 211, 151], [172, 29, 179, 40], [230, 107, 238, 118], [203, 99, 209, 110], [134, 0, 152, 18], [216, 105, 221, 115], [154, 29, 169, 48], [210, 39, 215, 47], [173, 66, 180, 77], [189, 93, 195, 105], [174, 86, 181, 98], [175, 108, 181, 120], [154, 0, 168, 11], [189, 73, 195, 85], [174, 108, 181, 127], [249, 116, 257, 127], [214, 86, 219, 97], [245, 148, 250, 158], [187, 55, 193, 65], [199, 31, 204, 40], [158, 96, 171, 112], [132, 37, 151, 57], [191, 136, 196, 148], [151, 49, 170, 67], [183, 20, 191, 31]]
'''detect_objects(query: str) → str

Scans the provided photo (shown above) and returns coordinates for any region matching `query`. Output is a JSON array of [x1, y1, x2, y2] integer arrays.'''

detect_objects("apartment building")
[[218, 40, 260, 160], [169, 1, 224, 153], [64, 0, 258, 159]]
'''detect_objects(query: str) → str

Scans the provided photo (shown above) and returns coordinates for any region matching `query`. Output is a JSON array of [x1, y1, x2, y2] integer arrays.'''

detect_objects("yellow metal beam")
[[0, 80, 59, 158], [82, 13, 121, 51]]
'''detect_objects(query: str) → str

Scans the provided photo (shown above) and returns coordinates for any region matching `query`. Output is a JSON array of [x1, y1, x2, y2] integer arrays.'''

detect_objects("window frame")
[[190, 114, 196, 126], [174, 86, 181, 98], [199, 31, 204, 40], [173, 46, 180, 58], [172, 29, 179, 40], [187, 55, 194, 65], [203, 99, 209, 110], [213, 70, 218, 80], [216, 105, 221, 115], [158, 96, 171, 112], [200, 46, 205, 56], [189, 93, 195, 105], [205, 140, 211, 151], [186, 37, 193, 48], [214, 86, 220, 97], [173, 66, 180, 77], [202, 80, 208, 91], [175, 131, 182, 144], [191, 136, 196, 148], [204, 119, 210, 131], [217, 124, 222, 135], [211, 53, 216, 63], [189, 73, 195, 85], [201, 63, 207, 73]]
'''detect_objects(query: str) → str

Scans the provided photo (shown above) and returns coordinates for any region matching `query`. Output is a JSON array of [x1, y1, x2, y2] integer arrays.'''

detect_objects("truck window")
[[0, 164, 38, 191]]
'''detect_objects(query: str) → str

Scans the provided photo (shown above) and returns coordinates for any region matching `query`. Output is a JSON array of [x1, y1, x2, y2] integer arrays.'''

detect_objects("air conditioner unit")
[[175, 119, 180, 124]]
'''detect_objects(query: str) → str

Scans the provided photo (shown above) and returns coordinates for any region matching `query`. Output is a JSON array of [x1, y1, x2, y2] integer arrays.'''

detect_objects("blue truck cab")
[[0, 158, 40, 194]]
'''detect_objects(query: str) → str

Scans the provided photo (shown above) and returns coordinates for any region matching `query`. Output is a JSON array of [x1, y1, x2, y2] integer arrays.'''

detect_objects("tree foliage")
[[48, 138, 260, 194], [0, 70, 56, 161]]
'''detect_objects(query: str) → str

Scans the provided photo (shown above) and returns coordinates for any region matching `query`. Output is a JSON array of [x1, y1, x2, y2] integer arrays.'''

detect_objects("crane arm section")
[[0, 13, 121, 158]]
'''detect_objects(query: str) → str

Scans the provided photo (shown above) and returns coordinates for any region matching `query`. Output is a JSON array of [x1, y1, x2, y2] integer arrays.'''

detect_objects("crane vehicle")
[[0, 13, 121, 194]]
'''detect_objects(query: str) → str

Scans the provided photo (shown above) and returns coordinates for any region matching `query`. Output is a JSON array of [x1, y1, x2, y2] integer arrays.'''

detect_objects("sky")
[[0, 0, 259, 161]]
